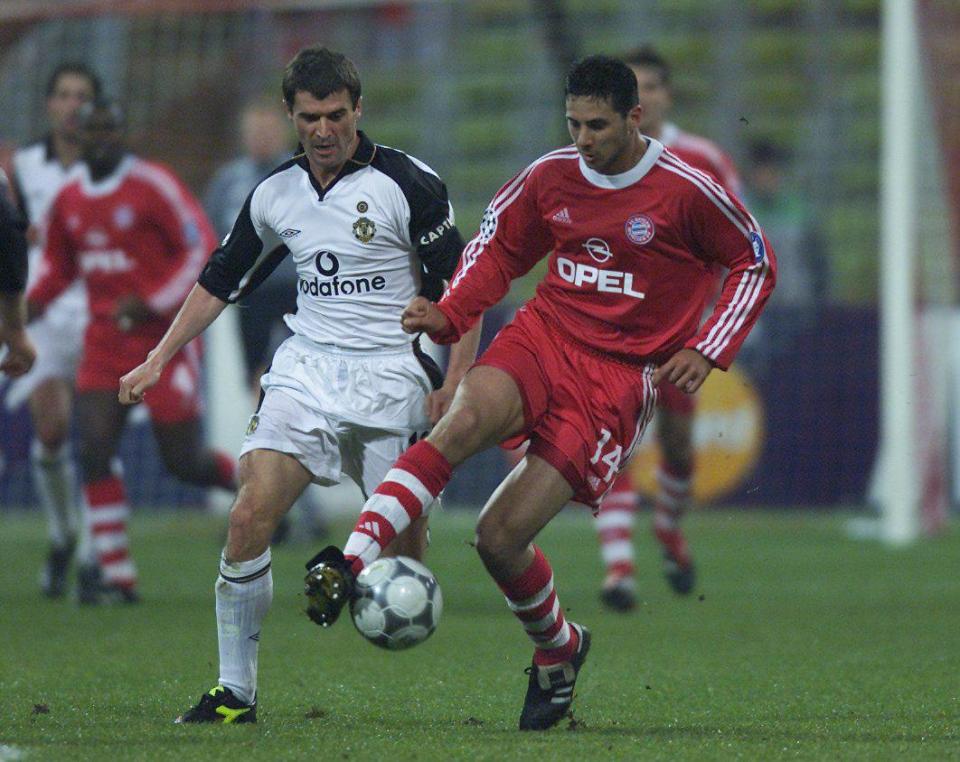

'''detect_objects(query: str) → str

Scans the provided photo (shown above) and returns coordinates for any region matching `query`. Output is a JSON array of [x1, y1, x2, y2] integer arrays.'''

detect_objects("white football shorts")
[[240, 334, 438, 496], [4, 287, 88, 410]]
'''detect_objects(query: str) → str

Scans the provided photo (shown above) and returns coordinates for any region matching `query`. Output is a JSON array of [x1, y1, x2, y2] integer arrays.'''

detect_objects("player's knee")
[[226, 498, 270, 551], [431, 401, 487, 462], [34, 418, 69, 451], [474, 513, 523, 571]]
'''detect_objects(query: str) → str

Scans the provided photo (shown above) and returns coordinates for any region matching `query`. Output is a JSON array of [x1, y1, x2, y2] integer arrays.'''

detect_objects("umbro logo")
[[551, 207, 572, 225], [279, 228, 301, 238]]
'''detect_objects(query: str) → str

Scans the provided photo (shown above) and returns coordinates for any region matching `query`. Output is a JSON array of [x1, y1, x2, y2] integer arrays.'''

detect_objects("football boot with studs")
[[303, 546, 355, 627]]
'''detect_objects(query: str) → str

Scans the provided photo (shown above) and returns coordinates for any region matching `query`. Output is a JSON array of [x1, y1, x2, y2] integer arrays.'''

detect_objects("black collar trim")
[[297, 131, 377, 201]]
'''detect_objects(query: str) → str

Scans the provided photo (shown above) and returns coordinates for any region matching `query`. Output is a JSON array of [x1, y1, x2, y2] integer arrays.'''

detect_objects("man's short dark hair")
[[621, 45, 671, 87], [46, 62, 102, 99], [565, 55, 639, 117], [282, 46, 361, 109]]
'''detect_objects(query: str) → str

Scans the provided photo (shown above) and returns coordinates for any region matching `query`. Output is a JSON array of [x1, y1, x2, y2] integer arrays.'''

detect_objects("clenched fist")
[[401, 296, 450, 335]]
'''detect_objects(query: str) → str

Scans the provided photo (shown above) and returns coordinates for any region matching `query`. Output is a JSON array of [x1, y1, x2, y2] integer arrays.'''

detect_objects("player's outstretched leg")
[[652, 464, 696, 595], [175, 685, 256, 724], [595, 469, 638, 612], [304, 440, 452, 626]]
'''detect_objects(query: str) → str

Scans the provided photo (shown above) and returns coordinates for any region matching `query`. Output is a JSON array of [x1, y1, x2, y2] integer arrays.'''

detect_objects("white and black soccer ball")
[[349, 556, 442, 650]]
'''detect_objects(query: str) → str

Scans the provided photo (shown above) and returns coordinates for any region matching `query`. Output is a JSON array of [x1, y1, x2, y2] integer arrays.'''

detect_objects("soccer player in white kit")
[[118, 46, 481, 723], [6, 63, 100, 598]]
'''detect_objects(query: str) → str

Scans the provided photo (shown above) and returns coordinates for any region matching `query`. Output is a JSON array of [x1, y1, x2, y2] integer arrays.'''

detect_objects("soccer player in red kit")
[[594, 46, 746, 610], [303, 55, 775, 729], [28, 98, 236, 603]]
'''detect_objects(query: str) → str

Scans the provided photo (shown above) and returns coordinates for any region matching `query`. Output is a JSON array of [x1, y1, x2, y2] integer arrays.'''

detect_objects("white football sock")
[[31, 440, 79, 548], [216, 548, 272, 705]]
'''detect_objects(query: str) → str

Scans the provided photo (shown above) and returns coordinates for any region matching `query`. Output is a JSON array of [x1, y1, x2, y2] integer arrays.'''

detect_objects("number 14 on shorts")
[[591, 428, 623, 484]]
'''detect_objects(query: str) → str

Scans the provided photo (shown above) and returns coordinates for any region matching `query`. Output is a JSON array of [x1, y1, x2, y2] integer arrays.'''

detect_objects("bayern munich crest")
[[625, 213, 655, 245]]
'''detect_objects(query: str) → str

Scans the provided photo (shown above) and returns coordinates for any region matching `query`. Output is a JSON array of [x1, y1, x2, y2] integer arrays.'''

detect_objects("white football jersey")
[[12, 138, 85, 305], [199, 132, 464, 349]]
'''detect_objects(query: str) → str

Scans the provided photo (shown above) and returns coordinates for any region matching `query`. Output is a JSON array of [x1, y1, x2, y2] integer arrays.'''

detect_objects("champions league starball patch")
[[625, 214, 655, 245], [749, 231, 766, 263]]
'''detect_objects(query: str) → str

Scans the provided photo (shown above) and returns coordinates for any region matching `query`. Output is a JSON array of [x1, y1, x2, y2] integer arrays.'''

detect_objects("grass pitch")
[[1, 508, 957, 760]]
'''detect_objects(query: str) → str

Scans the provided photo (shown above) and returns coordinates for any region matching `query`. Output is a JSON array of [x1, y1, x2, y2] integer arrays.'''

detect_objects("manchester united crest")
[[353, 216, 376, 243]]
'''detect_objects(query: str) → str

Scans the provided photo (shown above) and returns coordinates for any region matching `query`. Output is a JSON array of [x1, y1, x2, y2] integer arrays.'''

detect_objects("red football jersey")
[[661, 121, 742, 195], [435, 139, 775, 371], [29, 155, 215, 341]]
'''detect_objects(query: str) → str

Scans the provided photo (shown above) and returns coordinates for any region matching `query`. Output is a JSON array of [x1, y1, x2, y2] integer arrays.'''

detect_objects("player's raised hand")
[[652, 348, 713, 394], [118, 357, 162, 405], [401, 296, 449, 335]]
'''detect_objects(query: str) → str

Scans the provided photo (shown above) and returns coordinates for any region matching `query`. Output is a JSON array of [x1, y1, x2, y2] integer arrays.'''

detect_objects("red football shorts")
[[476, 306, 657, 511], [656, 377, 697, 415], [77, 322, 203, 424]]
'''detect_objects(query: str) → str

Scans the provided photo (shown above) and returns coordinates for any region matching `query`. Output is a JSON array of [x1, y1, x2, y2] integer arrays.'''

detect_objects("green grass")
[[1, 509, 957, 760]]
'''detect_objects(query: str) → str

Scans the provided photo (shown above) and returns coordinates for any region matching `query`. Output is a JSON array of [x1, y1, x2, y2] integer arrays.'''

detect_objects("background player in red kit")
[[28, 98, 236, 603], [304, 55, 775, 730], [594, 46, 746, 610]]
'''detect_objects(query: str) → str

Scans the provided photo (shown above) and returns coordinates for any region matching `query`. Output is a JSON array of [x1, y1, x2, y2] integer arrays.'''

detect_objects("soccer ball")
[[349, 556, 442, 650]]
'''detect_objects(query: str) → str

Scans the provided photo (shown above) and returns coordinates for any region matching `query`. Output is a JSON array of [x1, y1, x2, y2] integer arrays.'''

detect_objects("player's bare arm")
[[652, 348, 714, 394], [426, 318, 482, 424], [0, 296, 36, 377], [118, 284, 226, 404]]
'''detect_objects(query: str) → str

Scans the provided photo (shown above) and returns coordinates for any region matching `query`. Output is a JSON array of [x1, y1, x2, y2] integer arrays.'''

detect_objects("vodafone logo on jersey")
[[298, 249, 387, 298], [625, 214, 655, 245]]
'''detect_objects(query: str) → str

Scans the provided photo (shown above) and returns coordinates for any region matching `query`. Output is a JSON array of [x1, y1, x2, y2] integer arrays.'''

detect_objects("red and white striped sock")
[[596, 469, 638, 585], [653, 464, 692, 565], [499, 546, 579, 667], [84, 476, 137, 590], [343, 440, 451, 575]]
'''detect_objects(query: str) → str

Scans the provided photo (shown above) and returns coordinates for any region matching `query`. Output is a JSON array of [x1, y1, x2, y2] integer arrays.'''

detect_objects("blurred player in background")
[[203, 96, 326, 544], [6, 63, 100, 599], [593, 46, 744, 611], [0, 170, 35, 377], [203, 96, 296, 391], [119, 46, 480, 723], [28, 98, 236, 604], [304, 55, 775, 730]]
